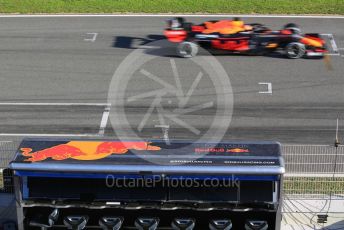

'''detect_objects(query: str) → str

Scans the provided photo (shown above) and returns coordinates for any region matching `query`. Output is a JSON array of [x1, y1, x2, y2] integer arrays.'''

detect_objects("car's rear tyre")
[[285, 42, 306, 59], [177, 41, 199, 58]]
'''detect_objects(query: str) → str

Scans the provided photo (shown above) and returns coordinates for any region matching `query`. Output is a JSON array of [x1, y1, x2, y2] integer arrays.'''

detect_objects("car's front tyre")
[[177, 41, 199, 58], [285, 42, 306, 59]]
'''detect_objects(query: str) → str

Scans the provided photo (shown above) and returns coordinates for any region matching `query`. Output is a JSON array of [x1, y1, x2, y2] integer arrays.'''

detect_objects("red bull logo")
[[227, 148, 249, 153], [21, 141, 161, 162]]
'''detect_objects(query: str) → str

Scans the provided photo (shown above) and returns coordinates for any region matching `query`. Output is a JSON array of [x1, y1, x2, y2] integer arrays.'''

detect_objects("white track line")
[[0, 102, 111, 137], [0, 133, 100, 137], [339, 48, 344, 57], [258, 82, 272, 94], [0, 14, 343, 19], [0, 102, 110, 106], [155, 125, 170, 144], [328, 34, 339, 53], [98, 106, 111, 136], [321, 33, 340, 55], [84, 32, 98, 42]]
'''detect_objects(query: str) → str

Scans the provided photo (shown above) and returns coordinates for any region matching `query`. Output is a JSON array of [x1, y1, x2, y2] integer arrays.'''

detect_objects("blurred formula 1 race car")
[[164, 17, 327, 59]]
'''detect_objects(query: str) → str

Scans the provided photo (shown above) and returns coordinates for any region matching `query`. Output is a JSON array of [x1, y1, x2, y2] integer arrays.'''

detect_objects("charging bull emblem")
[[21, 141, 161, 162]]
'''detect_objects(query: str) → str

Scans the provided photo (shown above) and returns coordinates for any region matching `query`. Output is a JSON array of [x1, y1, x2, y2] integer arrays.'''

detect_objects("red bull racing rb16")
[[164, 17, 327, 59]]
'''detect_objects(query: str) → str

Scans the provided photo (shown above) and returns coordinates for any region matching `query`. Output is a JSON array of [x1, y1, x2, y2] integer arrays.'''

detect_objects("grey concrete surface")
[[282, 199, 344, 230]]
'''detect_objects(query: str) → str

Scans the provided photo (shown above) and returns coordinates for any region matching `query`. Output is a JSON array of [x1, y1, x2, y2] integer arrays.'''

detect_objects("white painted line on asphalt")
[[339, 48, 344, 57], [321, 33, 339, 54], [0, 102, 110, 106], [329, 34, 339, 54], [258, 82, 272, 94], [155, 124, 170, 144], [84, 32, 98, 42], [0, 133, 100, 137], [0, 102, 111, 137], [139, 45, 158, 49], [98, 106, 111, 136], [327, 53, 340, 56], [0, 14, 344, 19]]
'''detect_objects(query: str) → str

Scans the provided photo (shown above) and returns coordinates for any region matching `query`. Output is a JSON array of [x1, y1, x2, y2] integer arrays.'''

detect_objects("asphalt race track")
[[0, 16, 343, 145]]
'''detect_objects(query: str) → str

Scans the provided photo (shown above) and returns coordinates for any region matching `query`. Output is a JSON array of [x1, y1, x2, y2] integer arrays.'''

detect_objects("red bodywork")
[[164, 30, 187, 43], [165, 22, 253, 52], [164, 19, 327, 55], [212, 39, 250, 51]]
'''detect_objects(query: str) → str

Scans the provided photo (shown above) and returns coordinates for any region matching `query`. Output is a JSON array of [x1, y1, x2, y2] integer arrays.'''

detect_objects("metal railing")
[[282, 145, 344, 175], [283, 176, 344, 199], [282, 145, 344, 198], [0, 141, 18, 193]]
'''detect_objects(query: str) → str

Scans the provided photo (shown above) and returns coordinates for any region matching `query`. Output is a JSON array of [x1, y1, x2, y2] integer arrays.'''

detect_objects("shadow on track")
[[112, 35, 165, 49]]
